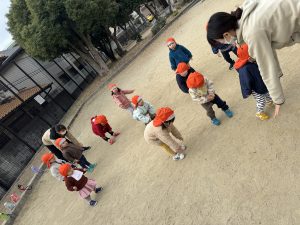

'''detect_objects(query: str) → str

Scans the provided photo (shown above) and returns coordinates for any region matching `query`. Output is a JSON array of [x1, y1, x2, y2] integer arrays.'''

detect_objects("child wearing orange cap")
[[144, 107, 186, 161], [55, 138, 96, 172], [186, 71, 233, 126], [59, 164, 103, 207], [108, 84, 134, 115], [41, 153, 66, 181], [175, 62, 195, 93], [166, 37, 193, 72], [234, 43, 273, 120], [132, 95, 156, 125], [91, 115, 120, 144]]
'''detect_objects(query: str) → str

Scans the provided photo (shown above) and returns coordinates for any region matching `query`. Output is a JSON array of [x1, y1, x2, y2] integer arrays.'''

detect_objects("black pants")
[[221, 47, 237, 65], [46, 145, 67, 161], [201, 94, 229, 119], [78, 155, 91, 168]]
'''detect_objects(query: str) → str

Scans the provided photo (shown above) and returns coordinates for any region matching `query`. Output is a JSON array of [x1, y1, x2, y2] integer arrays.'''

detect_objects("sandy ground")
[[12, 0, 300, 224]]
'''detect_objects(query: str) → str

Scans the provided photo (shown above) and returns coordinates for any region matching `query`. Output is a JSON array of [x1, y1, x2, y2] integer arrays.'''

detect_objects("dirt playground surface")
[[13, 0, 300, 224]]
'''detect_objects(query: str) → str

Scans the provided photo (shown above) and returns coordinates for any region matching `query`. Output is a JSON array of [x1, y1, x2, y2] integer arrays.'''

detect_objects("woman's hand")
[[273, 104, 281, 118]]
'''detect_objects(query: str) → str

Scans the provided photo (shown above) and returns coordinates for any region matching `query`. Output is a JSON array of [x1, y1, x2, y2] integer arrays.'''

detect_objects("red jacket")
[[91, 117, 112, 138]]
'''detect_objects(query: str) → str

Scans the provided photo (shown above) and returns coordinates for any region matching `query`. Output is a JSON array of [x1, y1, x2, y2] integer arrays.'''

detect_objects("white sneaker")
[[172, 153, 185, 161]]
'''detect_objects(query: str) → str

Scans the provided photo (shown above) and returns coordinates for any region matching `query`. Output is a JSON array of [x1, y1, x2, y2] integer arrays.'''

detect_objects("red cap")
[[94, 115, 108, 125], [153, 107, 175, 127], [108, 83, 117, 91], [59, 164, 71, 177], [166, 37, 175, 43], [234, 43, 250, 70], [132, 95, 142, 107], [41, 153, 54, 168], [176, 62, 190, 74], [55, 138, 66, 148], [186, 72, 205, 89]]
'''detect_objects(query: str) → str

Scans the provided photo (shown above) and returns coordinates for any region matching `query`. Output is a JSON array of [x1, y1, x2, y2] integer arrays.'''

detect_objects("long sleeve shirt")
[[112, 89, 134, 109], [144, 121, 183, 151], [236, 0, 300, 104], [91, 117, 112, 138], [169, 44, 192, 71], [188, 77, 215, 104], [132, 101, 155, 124], [42, 128, 82, 147]]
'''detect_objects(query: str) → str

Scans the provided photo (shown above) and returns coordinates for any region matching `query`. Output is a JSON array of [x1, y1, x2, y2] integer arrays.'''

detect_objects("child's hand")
[[73, 186, 77, 190], [83, 168, 87, 172], [217, 52, 222, 57]]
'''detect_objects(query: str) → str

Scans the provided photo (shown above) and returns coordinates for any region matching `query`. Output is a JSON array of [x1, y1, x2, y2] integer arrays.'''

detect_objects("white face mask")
[[60, 130, 67, 136], [224, 35, 237, 45]]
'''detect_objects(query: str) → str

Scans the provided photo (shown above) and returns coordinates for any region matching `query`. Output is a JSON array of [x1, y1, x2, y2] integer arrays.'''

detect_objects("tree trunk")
[[145, 3, 158, 19], [107, 27, 126, 57]]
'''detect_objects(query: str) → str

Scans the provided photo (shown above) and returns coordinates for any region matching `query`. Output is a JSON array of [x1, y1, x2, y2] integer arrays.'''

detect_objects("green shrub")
[[151, 17, 167, 36]]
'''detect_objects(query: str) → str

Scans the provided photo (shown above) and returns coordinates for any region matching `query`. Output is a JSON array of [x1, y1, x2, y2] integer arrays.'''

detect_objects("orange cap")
[[132, 95, 142, 107], [94, 115, 108, 125], [176, 62, 190, 74], [55, 138, 66, 148], [108, 83, 117, 91], [234, 43, 250, 70], [166, 37, 175, 43], [186, 72, 205, 89], [59, 163, 71, 177], [153, 107, 175, 127], [41, 153, 54, 168]]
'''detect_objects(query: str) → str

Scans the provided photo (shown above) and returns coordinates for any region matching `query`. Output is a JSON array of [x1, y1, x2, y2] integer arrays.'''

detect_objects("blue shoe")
[[90, 163, 97, 168], [224, 109, 233, 118], [211, 118, 221, 126]]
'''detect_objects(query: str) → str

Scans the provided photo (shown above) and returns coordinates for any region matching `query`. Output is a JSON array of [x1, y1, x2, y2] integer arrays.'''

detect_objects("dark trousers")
[[201, 94, 229, 119], [221, 47, 237, 65], [78, 155, 91, 168], [46, 145, 67, 161]]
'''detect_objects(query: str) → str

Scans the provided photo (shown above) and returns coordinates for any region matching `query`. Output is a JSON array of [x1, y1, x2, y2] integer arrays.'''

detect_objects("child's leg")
[[201, 102, 216, 119], [265, 92, 273, 103], [78, 155, 91, 168], [84, 195, 92, 203], [252, 91, 266, 113], [211, 95, 229, 111], [160, 143, 176, 156], [126, 105, 134, 115]]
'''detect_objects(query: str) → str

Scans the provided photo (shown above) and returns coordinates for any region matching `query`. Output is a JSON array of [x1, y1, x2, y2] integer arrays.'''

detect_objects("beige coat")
[[144, 121, 183, 151], [237, 0, 300, 104], [188, 76, 214, 104], [42, 128, 82, 147]]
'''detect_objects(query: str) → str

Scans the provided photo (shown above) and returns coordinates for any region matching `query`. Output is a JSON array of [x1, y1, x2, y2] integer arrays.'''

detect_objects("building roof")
[[0, 84, 52, 120], [0, 46, 23, 72]]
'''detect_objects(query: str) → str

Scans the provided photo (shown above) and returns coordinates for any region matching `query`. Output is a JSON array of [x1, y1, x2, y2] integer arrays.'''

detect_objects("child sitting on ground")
[[109, 84, 134, 115], [186, 71, 233, 126], [59, 164, 103, 207], [234, 43, 273, 120], [91, 115, 120, 144], [132, 95, 156, 125], [55, 138, 96, 172]]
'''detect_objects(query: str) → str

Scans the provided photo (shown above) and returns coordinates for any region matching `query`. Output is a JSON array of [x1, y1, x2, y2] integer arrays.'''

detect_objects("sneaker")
[[89, 200, 98, 207], [90, 163, 97, 168], [113, 131, 120, 137], [229, 63, 235, 70], [256, 112, 269, 121], [224, 109, 233, 118], [211, 118, 221, 126], [95, 187, 103, 194], [108, 138, 115, 145], [83, 146, 91, 151], [172, 153, 185, 161], [87, 166, 94, 173]]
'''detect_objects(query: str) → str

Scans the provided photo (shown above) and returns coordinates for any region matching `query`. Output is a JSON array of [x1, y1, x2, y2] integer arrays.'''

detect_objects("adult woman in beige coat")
[[144, 107, 186, 161], [207, 0, 300, 117]]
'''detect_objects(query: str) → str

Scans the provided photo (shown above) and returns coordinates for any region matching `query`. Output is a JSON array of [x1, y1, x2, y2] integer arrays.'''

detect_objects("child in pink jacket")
[[108, 84, 134, 115]]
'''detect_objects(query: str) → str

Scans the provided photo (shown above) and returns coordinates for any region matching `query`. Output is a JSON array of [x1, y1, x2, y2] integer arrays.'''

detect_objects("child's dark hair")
[[207, 8, 243, 46], [55, 124, 67, 132], [162, 117, 175, 129], [111, 88, 121, 95]]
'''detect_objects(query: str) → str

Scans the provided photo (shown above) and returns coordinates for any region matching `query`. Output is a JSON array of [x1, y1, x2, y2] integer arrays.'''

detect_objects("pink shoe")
[[108, 138, 115, 145], [113, 131, 120, 137]]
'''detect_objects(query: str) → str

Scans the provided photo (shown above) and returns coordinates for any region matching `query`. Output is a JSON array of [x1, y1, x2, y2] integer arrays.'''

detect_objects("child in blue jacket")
[[167, 37, 193, 71], [211, 42, 237, 70]]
